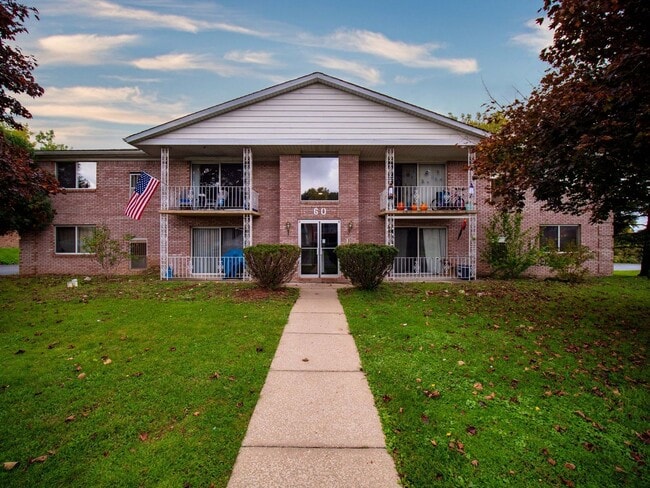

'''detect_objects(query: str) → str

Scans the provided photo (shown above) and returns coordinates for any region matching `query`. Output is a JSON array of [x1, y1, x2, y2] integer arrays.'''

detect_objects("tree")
[[34, 129, 70, 150], [0, 2, 60, 235], [0, 126, 59, 235], [481, 211, 540, 279], [301, 187, 338, 201], [81, 225, 133, 277], [0, 1, 43, 129], [474, 0, 650, 277]]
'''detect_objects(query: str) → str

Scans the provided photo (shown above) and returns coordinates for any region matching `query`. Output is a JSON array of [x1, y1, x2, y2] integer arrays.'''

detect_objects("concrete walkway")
[[227, 284, 400, 488]]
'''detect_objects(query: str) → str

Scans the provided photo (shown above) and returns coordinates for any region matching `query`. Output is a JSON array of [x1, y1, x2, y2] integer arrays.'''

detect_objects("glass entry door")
[[300, 221, 339, 277]]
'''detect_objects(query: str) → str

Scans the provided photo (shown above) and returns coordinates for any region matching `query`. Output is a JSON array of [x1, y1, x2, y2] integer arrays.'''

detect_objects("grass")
[[0, 275, 298, 487], [339, 276, 649, 487], [0, 247, 19, 265]]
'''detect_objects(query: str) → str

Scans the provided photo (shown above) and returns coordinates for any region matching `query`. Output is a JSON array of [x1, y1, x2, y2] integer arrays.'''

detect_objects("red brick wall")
[[359, 160, 385, 244], [20, 154, 613, 279], [475, 182, 613, 277], [0, 232, 19, 247], [253, 160, 280, 244], [20, 159, 161, 275]]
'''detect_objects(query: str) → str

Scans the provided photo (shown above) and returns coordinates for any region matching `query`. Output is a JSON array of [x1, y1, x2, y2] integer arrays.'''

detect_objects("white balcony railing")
[[164, 255, 246, 280], [380, 186, 475, 212], [167, 186, 259, 211], [391, 256, 474, 280]]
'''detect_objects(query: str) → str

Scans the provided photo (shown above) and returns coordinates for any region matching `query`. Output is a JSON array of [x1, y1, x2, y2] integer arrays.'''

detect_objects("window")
[[394, 227, 447, 273], [129, 172, 140, 192], [301, 156, 339, 200], [191, 163, 243, 187], [56, 162, 96, 189], [540, 225, 580, 251], [130, 240, 147, 269], [55, 226, 95, 254]]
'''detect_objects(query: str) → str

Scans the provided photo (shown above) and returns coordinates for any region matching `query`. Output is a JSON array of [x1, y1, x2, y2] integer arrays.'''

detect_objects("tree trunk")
[[640, 209, 650, 278]]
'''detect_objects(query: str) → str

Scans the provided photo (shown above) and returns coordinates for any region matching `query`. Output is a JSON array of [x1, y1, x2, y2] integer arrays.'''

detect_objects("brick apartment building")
[[20, 72, 613, 281]]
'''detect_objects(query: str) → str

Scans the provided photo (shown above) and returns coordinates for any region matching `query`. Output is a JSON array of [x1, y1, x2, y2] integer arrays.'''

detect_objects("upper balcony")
[[162, 185, 260, 216], [379, 185, 476, 215]]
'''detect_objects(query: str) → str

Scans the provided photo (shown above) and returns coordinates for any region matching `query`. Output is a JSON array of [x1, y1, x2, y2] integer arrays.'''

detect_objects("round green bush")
[[335, 244, 398, 290], [244, 244, 300, 290]]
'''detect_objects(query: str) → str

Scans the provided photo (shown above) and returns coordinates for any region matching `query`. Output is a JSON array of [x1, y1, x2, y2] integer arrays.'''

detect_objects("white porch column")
[[385, 147, 395, 211], [467, 148, 477, 280], [242, 147, 253, 280], [160, 147, 170, 279]]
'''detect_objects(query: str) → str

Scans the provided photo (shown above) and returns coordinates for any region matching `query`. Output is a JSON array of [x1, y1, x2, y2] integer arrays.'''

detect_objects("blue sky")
[[19, 0, 553, 149]]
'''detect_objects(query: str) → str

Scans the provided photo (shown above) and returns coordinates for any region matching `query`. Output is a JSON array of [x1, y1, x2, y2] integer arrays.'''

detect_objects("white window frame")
[[56, 162, 97, 189], [55, 225, 95, 254], [540, 225, 581, 251], [129, 172, 140, 193]]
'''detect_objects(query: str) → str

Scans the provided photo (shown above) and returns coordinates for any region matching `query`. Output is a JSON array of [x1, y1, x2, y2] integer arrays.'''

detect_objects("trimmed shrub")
[[335, 244, 398, 290], [542, 243, 594, 283], [244, 244, 300, 290]]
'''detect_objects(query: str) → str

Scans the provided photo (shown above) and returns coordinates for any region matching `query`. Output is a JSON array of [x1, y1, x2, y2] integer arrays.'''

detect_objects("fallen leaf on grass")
[[457, 360, 466, 366], [30, 455, 48, 464], [169, 347, 176, 352], [3, 462, 18, 471], [484, 392, 496, 401], [554, 425, 567, 433], [424, 390, 441, 399], [583, 442, 595, 451], [65, 415, 75, 423], [102, 358, 112, 365], [560, 477, 575, 487], [548, 458, 557, 466], [47, 342, 59, 349], [382, 394, 392, 403], [615, 466, 626, 473], [636, 430, 650, 444], [565, 462, 576, 470], [420, 414, 430, 424], [14, 349, 25, 355], [209, 372, 221, 380], [430, 439, 438, 447], [466, 426, 477, 435], [138, 433, 148, 442], [473, 382, 483, 391], [193, 411, 200, 416], [77, 373, 86, 380], [471, 459, 479, 467]]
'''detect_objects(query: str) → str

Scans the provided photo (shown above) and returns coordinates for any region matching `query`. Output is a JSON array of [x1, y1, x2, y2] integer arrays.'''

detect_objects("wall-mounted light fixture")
[[285, 221, 292, 235], [348, 221, 354, 233]]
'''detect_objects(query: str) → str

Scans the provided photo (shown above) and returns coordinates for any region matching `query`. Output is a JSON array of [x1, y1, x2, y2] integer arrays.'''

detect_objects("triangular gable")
[[125, 72, 487, 148]]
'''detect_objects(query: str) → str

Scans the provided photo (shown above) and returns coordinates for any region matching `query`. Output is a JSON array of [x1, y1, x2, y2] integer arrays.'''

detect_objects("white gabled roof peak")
[[124, 72, 488, 145]]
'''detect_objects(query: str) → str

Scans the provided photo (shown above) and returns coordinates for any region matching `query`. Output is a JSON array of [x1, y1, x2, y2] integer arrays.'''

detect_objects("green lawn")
[[0, 247, 19, 265], [340, 276, 649, 487], [0, 276, 298, 487]]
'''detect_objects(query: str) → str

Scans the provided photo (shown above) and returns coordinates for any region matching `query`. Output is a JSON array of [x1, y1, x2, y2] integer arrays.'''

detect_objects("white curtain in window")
[[420, 228, 447, 273]]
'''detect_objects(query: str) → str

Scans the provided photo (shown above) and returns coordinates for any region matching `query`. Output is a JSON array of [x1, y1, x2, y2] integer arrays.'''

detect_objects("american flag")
[[124, 172, 160, 220]]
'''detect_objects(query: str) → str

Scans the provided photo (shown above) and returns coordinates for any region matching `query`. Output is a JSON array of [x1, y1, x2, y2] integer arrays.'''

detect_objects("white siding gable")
[[143, 84, 480, 147]]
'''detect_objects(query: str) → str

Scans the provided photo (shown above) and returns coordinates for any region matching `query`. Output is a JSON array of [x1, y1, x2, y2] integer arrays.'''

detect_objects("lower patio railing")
[[391, 256, 474, 280], [164, 255, 246, 280]]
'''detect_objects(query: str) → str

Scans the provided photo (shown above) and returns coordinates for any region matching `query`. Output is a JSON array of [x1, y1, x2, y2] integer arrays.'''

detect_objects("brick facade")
[[20, 74, 613, 280]]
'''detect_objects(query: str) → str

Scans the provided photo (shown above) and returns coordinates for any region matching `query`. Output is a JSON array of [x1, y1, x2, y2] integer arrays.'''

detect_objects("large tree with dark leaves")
[[0, 1, 59, 235], [474, 0, 650, 277]]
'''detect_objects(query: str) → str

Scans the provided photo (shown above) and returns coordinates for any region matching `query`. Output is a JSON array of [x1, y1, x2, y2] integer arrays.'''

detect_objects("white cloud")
[[25, 86, 186, 126], [312, 56, 382, 85], [511, 19, 554, 53], [325, 29, 478, 74], [224, 50, 276, 65], [131, 53, 245, 78], [54, 0, 266, 36], [37, 34, 139, 65]]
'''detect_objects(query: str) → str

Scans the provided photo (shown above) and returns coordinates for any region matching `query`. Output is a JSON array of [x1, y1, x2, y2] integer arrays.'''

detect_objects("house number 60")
[[313, 208, 327, 216]]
